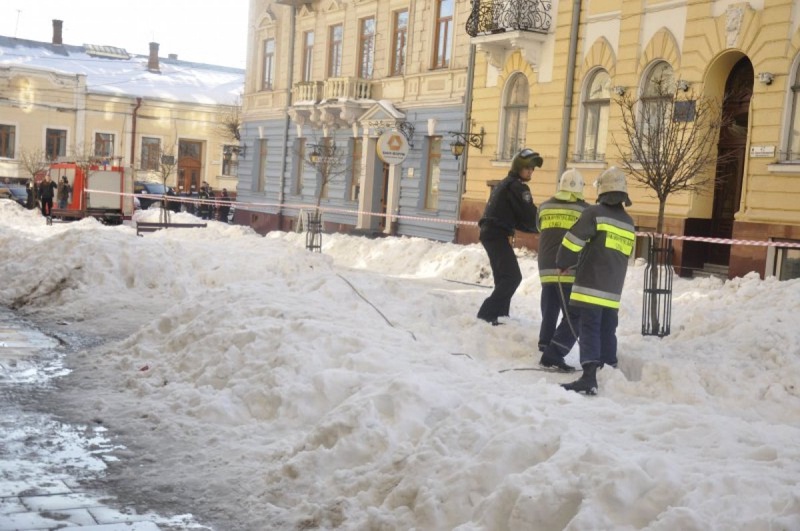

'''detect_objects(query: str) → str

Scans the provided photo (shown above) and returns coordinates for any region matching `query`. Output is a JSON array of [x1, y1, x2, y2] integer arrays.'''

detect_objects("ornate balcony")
[[466, 0, 552, 37], [289, 77, 373, 130], [466, 0, 553, 69]]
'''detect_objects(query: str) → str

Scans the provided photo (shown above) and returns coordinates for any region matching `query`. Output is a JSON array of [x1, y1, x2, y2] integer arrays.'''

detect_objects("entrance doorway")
[[708, 57, 753, 265], [177, 140, 203, 194]]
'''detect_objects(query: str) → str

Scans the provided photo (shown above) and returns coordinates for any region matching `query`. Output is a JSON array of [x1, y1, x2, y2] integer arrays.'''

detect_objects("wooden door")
[[709, 58, 752, 265], [178, 140, 203, 193]]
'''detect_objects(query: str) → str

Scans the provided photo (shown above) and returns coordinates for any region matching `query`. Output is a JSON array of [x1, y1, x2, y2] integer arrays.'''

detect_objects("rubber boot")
[[561, 362, 598, 395]]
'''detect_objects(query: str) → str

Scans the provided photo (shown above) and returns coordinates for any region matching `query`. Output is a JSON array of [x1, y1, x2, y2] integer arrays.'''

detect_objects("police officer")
[[476, 148, 542, 325], [557, 167, 635, 395], [537, 168, 588, 372]]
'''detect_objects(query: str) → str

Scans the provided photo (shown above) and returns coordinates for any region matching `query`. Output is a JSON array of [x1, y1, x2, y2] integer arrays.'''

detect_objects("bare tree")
[[296, 134, 349, 251], [153, 146, 178, 224], [18, 147, 49, 181], [613, 80, 730, 233], [217, 95, 242, 142]]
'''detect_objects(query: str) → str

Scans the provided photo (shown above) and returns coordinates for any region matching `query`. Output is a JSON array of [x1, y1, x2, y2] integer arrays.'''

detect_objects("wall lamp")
[[448, 127, 485, 160], [612, 86, 627, 96], [758, 72, 774, 85], [308, 142, 336, 165], [676, 79, 690, 92]]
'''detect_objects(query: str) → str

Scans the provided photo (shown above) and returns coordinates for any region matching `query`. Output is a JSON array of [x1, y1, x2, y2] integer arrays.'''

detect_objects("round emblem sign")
[[376, 131, 410, 165]]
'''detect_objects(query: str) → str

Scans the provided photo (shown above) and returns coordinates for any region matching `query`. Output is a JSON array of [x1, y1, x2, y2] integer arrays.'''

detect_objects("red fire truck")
[[48, 162, 133, 224]]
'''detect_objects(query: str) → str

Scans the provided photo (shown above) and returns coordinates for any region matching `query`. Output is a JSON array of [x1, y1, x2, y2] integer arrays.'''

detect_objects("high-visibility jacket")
[[556, 203, 635, 309], [537, 196, 588, 284]]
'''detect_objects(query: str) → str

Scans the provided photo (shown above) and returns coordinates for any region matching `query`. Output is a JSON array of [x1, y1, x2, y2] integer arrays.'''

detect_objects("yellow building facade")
[[0, 27, 244, 199], [461, 0, 800, 280]]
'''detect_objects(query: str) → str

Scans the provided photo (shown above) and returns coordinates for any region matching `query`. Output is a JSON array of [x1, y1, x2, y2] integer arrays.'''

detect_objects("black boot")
[[539, 351, 575, 373], [562, 362, 598, 395]]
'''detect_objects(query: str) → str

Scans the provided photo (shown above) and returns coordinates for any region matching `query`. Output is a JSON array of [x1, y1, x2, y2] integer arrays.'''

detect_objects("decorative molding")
[[726, 6, 744, 48]]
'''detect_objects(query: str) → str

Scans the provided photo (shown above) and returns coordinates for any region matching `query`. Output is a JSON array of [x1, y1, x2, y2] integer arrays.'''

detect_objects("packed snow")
[[0, 200, 798, 530]]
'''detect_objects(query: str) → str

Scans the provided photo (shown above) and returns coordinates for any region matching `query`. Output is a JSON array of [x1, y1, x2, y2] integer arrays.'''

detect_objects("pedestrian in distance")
[[476, 148, 542, 325], [537, 168, 588, 372], [57, 176, 71, 209], [38, 174, 57, 218], [557, 167, 635, 395], [218, 188, 231, 223]]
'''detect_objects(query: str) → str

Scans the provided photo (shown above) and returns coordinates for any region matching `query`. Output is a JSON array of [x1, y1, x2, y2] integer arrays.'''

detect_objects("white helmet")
[[595, 166, 628, 195], [558, 168, 585, 194]]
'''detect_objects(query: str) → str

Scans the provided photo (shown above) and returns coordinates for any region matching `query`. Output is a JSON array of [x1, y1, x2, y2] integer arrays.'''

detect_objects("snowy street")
[[1, 201, 799, 530]]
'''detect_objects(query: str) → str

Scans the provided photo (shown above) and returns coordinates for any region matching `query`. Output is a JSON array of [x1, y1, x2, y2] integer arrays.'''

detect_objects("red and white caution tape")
[[88, 188, 800, 247]]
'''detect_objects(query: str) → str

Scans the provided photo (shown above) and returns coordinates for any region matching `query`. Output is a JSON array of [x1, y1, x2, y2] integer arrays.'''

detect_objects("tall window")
[[425, 136, 442, 210], [222, 145, 239, 177], [328, 24, 343, 78], [502, 74, 529, 160], [293, 138, 305, 195], [45, 128, 67, 161], [359, 17, 376, 79], [579, 69, 611, 161], [350, 137, 362, 201], [302, 31, 314, 82], [257, 139, 268, 193], [432, 0, 453, 69], [641, 61, 675, 141], [0, 124, 15, 158], [787, 63, 800, 160], [95, 133, 114, 158], [141, 137, 161, 171], [262, 38, 276, 90], [391, 10, 408, 76]]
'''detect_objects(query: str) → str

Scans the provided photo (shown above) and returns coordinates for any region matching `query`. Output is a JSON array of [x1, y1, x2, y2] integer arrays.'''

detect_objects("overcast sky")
[[0, 0, 249, 68]]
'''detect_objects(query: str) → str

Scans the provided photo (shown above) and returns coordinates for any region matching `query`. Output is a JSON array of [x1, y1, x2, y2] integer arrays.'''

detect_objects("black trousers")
[[477, 236, 521, 322], [539, 282, 579, 354]]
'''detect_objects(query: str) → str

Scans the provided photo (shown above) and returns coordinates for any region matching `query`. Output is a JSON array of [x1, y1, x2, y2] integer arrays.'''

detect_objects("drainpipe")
[[557, 0, 583, 178], [277, 8, 296, 230], [131, 97, 142, 166], [457, 43, 477, 243]]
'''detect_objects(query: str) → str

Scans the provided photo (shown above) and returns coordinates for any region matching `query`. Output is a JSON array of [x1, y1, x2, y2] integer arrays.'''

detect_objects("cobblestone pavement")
[[0, 308, 208, 530]]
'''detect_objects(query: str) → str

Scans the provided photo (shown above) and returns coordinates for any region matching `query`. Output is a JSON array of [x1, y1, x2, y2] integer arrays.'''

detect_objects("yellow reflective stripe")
[[598, 223, 634, 256], [539, 209, 581, 230], [562, 238, 583, 253], [541, 275, 575, 283], [571, 291, 621, 309]]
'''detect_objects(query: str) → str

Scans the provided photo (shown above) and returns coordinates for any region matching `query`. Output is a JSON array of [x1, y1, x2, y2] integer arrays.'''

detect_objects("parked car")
[[134, 181, 180, 212], [0, 185, 29, 208]]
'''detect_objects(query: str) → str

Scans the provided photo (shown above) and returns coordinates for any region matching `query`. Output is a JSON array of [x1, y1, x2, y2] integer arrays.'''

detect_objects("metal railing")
[[642, 234, 674, 337], [467, 0, 553, 37]]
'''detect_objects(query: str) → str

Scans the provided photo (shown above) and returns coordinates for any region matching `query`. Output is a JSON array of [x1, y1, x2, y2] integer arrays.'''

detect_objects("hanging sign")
[[376, 131, 409, 165]]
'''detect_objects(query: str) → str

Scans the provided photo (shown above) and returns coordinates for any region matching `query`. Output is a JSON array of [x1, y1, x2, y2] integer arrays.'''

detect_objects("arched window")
[[640, 61, 675, 139], [501, 73, 529, 160], [578, 69, 611, 161], [787, 64, 800, 160]]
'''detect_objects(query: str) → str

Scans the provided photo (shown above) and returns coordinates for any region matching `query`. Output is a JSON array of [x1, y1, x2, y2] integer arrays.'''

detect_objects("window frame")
[[262, 38, 276, 91], [784, 58, 800, 162], [141, 136, 161, 171], [391, 9, 408, 77], [0, 124, 15, 159], [293, 137, 305, 196], [432, 0, 453, 69], [349, 137, 362, 202], [302, 31, 314, 83], [45, 128, 67, 161], [94, 132, 115, 159], [256, 138, 268, 193], [500, 73, 529, 160], [424, 136, 442, 210], [328, 24, 343, 78], [358, 17, 376, 80], [577, 69, 611, 162], [639, 61, 675, 144]]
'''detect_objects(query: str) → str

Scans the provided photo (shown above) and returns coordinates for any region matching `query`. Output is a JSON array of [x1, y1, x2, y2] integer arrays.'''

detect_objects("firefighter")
[[476, 148, 542, 325], [537, 168, 588, 372], [557, 167, 635, 395]]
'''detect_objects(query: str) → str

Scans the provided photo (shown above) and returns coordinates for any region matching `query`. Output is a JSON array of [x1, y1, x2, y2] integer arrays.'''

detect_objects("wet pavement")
[[0, 307, 208, 530]]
